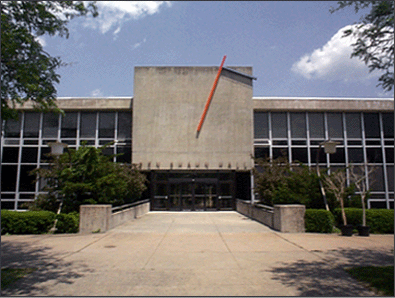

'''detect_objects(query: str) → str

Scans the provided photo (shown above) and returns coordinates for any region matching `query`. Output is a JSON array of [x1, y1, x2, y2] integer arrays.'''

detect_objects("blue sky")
[[39, 1, 393, 98]]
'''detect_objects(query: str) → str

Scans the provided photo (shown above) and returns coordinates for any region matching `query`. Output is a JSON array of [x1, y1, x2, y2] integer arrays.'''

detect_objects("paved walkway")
[[2, 211, 394, 296]]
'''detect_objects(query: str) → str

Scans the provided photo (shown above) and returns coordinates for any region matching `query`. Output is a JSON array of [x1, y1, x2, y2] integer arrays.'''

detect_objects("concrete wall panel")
[[133, 66, 254, 170]]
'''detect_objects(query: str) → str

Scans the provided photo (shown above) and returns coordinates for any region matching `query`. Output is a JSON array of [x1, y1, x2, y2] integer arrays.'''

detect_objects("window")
[[254, 112, 268, 139], [21, 147, 38, 163], [80, 112, 96, 138], [254, 147, 269, 159], [2, 147, 19, 163], [4, 116, 21, 138], [271, 113, 287, 138], [291, 148, 308, 163], [364, 113, 380, 138], [309, 113, 324, 139], [19, 165, 36, 191], [118, 112, 131, 140], [348, 148, 364, 163], [1, 165, 17, 191], [329, 148, 345, 163], [382, 113, 394, 138], [23, 113, 40, 138], [327, 113, 343, 139], [346, 113, 361, 138], [366, 148, 383, 163], [290, 113, 306, 138], [61, 112, 78, 138], [42, 113, 59, 138], [99, 112, 115, 138]]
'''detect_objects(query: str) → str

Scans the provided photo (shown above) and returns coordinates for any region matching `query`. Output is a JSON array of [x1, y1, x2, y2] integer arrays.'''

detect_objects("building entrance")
[[168, 178, 218, 211], [151, 171, 236, 211]]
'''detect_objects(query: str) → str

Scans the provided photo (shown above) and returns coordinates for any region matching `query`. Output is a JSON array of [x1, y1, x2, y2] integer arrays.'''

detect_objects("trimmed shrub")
[[1, 210, 79, 234], [305, 209, 335, 233], [333, 208, 394, 234], [1, 210, 55, 235], [366, 209, 394, 234], [55, 212, 79, 233]]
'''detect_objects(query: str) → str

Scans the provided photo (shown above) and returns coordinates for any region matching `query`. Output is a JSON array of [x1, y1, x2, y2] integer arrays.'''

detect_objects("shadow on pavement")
[[1, 240, 93, 296], [269, 248, 394, 296]]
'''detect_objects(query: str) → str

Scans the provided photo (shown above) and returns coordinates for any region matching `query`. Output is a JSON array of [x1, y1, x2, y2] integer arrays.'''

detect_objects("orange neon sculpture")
[[196, 55, 227, 137]]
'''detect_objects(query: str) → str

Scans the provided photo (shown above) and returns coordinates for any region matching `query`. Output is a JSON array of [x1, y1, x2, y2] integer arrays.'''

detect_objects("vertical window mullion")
[[114, 112, 118, 162], [343, 113, 350, 186], [77, 112, 81, 149], [287, 112, 291, 163], [361, 112, 369, 193], [268, 112, 272, 159], [306, 112, 311, 167], [379, 112, 390, 209], [15, 112, 25, 209], [95, 112, 99, 147], [324, 112, 329, 172]]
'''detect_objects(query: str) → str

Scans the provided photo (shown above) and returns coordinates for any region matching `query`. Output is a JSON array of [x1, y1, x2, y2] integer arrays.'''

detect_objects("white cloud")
[[132, 38, 147, 50], [291, 25, 379, 82], [35, 36, 46, 47], [83, 1, 172, 35], [91, 89, 103, 97]]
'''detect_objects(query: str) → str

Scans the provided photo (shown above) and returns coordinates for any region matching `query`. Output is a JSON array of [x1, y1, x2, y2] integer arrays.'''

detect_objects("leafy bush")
[[1, 210, 55, 235], [305, 209, 335, 233], [254, 156, 328, 208], [55, 212, 79, 233], [333, 208, 394, 234], [1, 210, 80, 234], [30, 143, 147, 213]]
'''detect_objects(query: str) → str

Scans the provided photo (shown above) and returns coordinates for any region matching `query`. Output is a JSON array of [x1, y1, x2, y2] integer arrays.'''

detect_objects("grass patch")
[[1, 268, 36, 289], [345, 265, 394, 296]]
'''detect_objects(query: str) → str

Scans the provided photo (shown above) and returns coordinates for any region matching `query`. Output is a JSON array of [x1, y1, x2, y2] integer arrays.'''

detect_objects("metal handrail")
[[111, 199, 150, 212]]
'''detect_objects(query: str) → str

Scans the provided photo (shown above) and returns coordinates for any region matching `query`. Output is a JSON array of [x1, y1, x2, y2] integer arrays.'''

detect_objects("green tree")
[[330, 1, 394, 92], [1, 1, 98, 120], [254, 156, 325, 208], [30, 144, 147, 213]]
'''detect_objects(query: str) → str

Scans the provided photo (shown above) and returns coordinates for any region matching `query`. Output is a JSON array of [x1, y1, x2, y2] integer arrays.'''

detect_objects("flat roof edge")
[[253, 96, 394, 101]]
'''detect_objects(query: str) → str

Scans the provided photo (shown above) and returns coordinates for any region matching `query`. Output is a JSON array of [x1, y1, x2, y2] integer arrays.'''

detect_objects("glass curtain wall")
[[253, 111, 394, 209], [1, 111, 132, 210]]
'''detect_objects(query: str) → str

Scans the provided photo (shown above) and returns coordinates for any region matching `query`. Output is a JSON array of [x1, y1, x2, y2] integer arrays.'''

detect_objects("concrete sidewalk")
[[2, 211, 394, 296]]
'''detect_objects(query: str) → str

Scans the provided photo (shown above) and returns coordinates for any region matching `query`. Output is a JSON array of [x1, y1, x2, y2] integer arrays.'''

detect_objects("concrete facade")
[[132, 66, 254, 170]]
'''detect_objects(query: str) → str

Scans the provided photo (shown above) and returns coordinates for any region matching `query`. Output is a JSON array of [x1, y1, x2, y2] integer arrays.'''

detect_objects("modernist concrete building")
[[1, 66, 394, 211]]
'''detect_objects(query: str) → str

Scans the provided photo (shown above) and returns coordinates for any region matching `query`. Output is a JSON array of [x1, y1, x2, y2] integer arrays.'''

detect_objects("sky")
[[39, 1, 394, 99]]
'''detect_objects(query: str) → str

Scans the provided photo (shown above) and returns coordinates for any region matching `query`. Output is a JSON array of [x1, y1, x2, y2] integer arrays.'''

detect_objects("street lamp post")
[[316, 140, 339, 211], [47, 141, 67, 233]]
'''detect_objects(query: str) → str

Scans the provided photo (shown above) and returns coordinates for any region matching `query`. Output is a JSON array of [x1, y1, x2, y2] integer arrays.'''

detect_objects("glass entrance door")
[[168, 178, 218, 211], [194, 182, 217, 210], [151, 171, 238, 211], [169, 183, 193, 211]]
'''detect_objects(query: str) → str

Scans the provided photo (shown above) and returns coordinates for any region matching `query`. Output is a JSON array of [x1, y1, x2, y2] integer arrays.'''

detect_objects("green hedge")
[[54, 212, 79, 234], [333, 208, 394, 234], [305, 209, 335, 233], [1, 210, 79, 235]]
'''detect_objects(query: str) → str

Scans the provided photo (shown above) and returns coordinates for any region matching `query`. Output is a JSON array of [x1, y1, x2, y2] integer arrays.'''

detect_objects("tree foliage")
[[254, 156, 327, 209], [1, 1, 98, 120], [30, 144, 147, 213], [330, 1, 394, 92]]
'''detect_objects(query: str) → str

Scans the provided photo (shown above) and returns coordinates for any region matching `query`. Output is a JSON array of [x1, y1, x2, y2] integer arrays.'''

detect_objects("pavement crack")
[[209, 213, 243, 269], [141, 217, 175, 269]]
